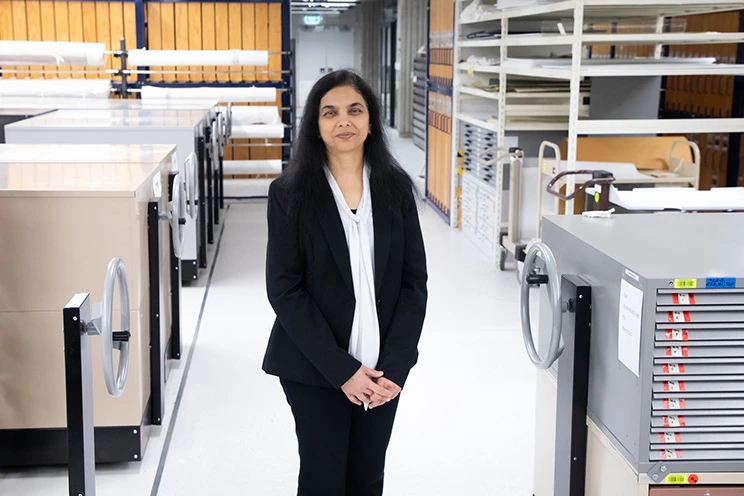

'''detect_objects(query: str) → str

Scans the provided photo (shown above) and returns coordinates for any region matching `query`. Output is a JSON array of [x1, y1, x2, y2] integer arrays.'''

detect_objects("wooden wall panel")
[[123, 2, 136, 73], [0, 1, 13, 42], [188, 3, 202, 81], [81, 2, 98, 78], [160, 2, 176, 82], [53, 2, 70, 78], [109, 2, 125, 81], [40, 1, 56, 75], [214, 3, 229, 82], [255, 3, 269, 83], [1, 0, 288, 107], [95, 2, 112, 73], [25, 1, 43, 78], [10, 1, 29, 78], [228, 3, 242, 83], [0, 1, 14, 78], [242, 3, 256, 82], [147, 2, 163, 82], [67, 1, 84, 78], [201, 3, 216, 82], [269, 4, 282, 83], [174, 3, 190, 82]]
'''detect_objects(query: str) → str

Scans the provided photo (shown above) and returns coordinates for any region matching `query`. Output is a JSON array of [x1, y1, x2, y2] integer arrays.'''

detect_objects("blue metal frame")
[[135, 0, 145, 49], [428, 82, 452, 97], [281, 1, 292, 164], [425, 0, 430, 207]]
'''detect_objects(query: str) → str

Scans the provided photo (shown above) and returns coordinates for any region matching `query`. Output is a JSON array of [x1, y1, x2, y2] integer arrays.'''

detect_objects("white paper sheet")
[[618, 278, 644, 377], [609, 186, 744, 211]]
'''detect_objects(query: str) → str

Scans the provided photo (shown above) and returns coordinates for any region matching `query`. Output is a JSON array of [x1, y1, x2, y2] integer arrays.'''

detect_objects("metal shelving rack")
[[451, 0, 744, 265], [413, 48, 428, 151]]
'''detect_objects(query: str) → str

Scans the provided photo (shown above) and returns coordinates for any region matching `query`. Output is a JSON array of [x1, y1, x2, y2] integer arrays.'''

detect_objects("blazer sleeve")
[[265, 180, 361, 389], [376, 194, 428, 388]]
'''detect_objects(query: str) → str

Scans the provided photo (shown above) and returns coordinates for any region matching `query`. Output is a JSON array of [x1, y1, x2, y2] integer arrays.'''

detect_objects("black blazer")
[[262, 174, 428, 390]]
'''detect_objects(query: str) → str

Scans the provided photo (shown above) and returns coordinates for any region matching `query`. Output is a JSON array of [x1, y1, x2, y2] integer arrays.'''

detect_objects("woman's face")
[[318, 85, 370, 156]]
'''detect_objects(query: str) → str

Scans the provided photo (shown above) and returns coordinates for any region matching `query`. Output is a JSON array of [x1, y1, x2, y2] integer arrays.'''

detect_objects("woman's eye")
[[350, 108, 361, 114], [324, 111, 336, 117]]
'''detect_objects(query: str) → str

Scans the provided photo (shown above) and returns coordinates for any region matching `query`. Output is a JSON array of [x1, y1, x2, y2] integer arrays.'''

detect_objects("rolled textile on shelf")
[[0, 78, 112, 98], [128, 49, 269, 67], [220, 105, 281, 125], [140, 86, 276, 103], [223, 160, 283, 175], [230, 124, 285, 139], [0, 41, 106, 66]]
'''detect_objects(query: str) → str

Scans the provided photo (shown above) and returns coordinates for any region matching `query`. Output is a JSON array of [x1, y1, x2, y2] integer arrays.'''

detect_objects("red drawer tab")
[[672, 293, 696, 305], [665, 346, 689, 357], [663, 381, 686, 392], [667, 311, 692, 323], [662, 364, 687, 374], [660, 449, 683, 460], [658, 432, 682, 443], [665, 329, 689, 341], [662, 399, 687, 410], [663, 416, 686, 428]]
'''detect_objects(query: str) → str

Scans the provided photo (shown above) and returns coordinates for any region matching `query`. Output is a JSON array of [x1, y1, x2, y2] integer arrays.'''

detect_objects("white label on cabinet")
[[618, 278, 643, 377]]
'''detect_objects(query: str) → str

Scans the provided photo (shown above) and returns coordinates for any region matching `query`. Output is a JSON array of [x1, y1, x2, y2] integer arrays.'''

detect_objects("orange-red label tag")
[[665, 329, 689, 341], [672, 293, 696, 305], [663, 399, 687, 410]]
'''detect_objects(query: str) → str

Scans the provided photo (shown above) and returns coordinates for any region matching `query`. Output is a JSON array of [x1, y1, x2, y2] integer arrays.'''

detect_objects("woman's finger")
[[366, 381, 393, 399], [346, 392, 362, 405], [362, 366, 384, 378]]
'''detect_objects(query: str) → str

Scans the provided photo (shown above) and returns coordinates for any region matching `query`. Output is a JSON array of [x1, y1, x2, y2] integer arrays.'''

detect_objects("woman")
[[263, 70, 428, 496]]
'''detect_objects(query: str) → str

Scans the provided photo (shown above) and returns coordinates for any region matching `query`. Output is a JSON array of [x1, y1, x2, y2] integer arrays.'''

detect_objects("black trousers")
[[280, 378, 400, 496]]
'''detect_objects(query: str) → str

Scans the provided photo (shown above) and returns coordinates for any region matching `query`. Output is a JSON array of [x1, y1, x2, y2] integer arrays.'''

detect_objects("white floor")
[[0, 131, 538, 495]]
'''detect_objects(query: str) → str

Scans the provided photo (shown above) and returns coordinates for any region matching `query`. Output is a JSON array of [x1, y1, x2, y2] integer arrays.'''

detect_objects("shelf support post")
[[566, 0, 585, 215]]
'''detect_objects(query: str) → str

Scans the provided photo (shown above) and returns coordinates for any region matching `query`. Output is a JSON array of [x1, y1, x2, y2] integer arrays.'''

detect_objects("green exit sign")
[[304, 15, 322, 25]]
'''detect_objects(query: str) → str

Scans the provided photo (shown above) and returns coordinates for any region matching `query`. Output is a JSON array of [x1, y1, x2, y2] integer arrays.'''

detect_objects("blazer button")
[[376, 298, 381, 306]]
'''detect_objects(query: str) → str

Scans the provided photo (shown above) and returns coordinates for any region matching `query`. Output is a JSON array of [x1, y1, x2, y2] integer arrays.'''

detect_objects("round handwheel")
[[183, 153, 198, 220], [100, 258, 130, 398], [520, 242, 564, 370], [170, 173, 187, 259]]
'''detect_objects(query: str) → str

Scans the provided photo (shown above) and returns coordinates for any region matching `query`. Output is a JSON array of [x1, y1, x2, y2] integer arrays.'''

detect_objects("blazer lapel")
[[316, 179, 355, 296], [372, 187, 391, 296]]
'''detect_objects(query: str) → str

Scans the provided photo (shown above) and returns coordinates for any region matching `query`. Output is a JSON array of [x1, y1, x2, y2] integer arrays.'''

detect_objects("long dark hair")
[[283, 70, 417, 215]]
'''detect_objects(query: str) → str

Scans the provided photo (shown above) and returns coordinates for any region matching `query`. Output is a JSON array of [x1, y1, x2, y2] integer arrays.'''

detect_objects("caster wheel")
[[499, 246, 507, 271]]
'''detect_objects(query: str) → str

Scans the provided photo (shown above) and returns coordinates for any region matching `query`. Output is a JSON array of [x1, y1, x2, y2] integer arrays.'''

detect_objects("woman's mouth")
[[335, 132, 356, 140]]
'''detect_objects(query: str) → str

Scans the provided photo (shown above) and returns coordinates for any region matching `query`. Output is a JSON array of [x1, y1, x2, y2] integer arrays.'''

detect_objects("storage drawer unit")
[[0, 150, 174, 466], [535, 213, 744, 495], [4, 108, 216, 283]]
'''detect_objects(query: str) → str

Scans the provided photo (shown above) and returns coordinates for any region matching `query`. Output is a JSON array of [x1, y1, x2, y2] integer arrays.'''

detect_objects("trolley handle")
[[546, 169, 615, 201]]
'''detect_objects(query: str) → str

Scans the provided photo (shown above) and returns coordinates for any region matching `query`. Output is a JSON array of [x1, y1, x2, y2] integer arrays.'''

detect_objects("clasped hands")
[[341, 366, 401, 409]]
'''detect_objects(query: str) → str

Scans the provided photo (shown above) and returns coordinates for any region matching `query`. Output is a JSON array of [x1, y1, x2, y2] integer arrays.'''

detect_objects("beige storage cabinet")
[[0, 147, 175, 466]]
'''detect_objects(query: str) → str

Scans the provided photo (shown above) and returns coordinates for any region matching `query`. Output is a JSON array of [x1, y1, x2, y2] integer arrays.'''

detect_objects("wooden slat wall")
[[201, 2, 216, 81], [188, 3, 202, 82], [68, 1, 84, 78], [2, 1, 284, 84], [175, 3, 190, 82], [0, 0, 137, 82], [147, 2, 163, 82], [427, 0, 454, 217]]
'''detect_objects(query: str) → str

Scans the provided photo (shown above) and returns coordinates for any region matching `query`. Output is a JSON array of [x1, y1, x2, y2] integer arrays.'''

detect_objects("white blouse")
[[324, 165, 380, 407]]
